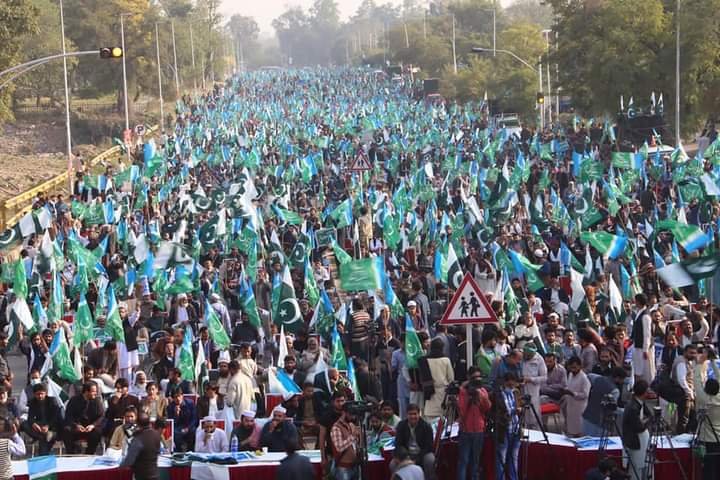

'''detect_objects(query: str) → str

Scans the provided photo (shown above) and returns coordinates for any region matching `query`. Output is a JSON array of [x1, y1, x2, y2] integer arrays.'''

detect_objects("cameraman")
[[621, 380, 651, 480], [694, 346, 720, 480], [490, 372, 523, 480], [457, 367, 491, 480], [330, 402, 362, 480]]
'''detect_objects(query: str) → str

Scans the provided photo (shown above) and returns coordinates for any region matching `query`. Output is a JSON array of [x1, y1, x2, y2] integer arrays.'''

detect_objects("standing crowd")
[[0, 68, 719, 480]]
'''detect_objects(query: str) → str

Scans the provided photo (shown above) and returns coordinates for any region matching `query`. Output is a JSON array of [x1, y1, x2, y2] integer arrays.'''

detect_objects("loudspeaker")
[[423, 78, 440, 96]]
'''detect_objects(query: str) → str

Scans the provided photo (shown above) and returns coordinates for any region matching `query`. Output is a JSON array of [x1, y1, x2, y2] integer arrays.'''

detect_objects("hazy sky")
[[220, 0, 514, 36]]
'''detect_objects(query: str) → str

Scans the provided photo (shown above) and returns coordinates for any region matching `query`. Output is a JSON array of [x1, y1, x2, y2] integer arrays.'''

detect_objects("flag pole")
[[466, 323, 473, 372]]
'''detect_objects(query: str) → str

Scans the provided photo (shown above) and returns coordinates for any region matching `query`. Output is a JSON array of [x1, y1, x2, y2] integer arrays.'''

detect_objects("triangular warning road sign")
[[348, 151, 372, 171], [439, 273, 498, 325]]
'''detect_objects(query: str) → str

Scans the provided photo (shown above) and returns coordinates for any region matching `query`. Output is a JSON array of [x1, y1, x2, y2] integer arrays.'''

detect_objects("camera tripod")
[[644, 407, 688, 480], [433, 388, 458, 469], [493, 394, 555, 480], [690, 408, 720, 480], [597, 404, 640, 480]]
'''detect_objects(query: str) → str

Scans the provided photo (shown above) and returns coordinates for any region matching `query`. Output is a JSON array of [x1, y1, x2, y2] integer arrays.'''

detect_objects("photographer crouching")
[[457, 367, 492, 480]]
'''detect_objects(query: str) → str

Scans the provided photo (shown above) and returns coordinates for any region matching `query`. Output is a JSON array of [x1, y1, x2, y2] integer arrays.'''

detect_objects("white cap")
[[201, 416, 216, 423], [272, 405, 287, 415], [241, 410, 256, 419], [217, 350, 231, 364], [407, 300, 417, 307]]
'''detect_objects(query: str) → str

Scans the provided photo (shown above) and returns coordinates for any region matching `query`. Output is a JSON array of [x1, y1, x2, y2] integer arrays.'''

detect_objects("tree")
[[16, 0, 79, 107], [546, 0, 720, 137], [504, 0, 553, 29], [0, 0, 39, 122], [227, 15, 259, 69], [63, 0, 161, 108]]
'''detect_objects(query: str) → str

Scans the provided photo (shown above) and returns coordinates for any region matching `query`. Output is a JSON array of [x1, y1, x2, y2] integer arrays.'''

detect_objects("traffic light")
[[100, 47, 123, 59], [536, 92, 545, 104]]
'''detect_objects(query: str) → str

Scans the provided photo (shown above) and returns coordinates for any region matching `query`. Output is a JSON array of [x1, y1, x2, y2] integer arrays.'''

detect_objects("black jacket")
[[27, 397, 62, 430], [64, 394, 105, 429], [395, 418, 434, 461], [622, 397, 650, 450], [120, 427, 161, 480], [196, 394, 225, 419]]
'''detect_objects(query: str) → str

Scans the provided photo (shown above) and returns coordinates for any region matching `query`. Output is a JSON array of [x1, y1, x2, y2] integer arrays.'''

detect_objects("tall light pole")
[[452, 14, 457, 74], [539, 56, 544, 130], [58, 0, 73, 192], [190, 24, 197, 91], [171, 21, 180, 97], [675, 0, 681, 143], [119, 13, 131, 139], [541, 29, 552, 125], [471, 47, 543, 128], [155, 23, 164, 134]]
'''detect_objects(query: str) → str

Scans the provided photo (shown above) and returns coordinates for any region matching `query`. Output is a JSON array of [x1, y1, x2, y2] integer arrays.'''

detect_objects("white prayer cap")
[[241, 410, 256, 419], [201, 416, 216, 423], [217, 350, 231, 364], [272, 405, 287, 415]]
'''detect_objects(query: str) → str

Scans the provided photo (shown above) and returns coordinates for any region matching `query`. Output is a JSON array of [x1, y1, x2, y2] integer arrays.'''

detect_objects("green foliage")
[[15, 0, 78, 107], [0, 0, 39, 122], [547, 0, 720, 136]]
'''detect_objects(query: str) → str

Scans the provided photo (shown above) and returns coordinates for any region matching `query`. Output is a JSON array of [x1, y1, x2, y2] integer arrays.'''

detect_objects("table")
[[12, 451, 389, 480], [384, 430, 694, 480], [12, 431, 694, 480]]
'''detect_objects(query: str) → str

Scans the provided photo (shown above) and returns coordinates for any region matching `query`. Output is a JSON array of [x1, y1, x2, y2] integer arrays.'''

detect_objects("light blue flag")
[[28, 455, 57, 480], [268, 367, 302, 400]]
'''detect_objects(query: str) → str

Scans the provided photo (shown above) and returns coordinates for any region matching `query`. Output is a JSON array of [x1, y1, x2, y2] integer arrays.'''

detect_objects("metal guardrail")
[[0, 125, 158, 231]]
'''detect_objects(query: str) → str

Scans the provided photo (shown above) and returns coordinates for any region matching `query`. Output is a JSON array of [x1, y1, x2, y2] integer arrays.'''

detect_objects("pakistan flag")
[[272, 265, 302, 332]]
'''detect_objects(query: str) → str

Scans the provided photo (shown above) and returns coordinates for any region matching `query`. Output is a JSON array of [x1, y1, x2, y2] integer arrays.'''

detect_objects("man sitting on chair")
[[109, 406, 138, 453], [21, 383, 61, 455], [195, 416, 228, 453], [63, 382, 105, 454]]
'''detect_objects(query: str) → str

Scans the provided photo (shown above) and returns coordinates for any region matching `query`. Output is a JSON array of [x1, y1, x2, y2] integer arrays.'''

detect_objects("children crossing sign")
[[348, 151, 372, 171], [439, 273, 498, 325]]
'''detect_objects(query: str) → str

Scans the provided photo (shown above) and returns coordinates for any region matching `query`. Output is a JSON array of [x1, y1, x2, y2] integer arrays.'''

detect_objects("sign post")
[[439, 272, 499, 371], [347, 151, 372, 200]]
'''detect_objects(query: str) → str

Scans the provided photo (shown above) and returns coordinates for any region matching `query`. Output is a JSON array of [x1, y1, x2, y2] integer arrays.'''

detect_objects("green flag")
[[404, 314, 424, 369], [330, 322, 347, 370], [178, 327, 195, 381], [332, 239, 353, 265], [304, 258, 320, 307], [73, 292, 95, 346], [611, 151, 634, 169], [289, 233, 309, 268], [579, 157, 604, 183], [13, 259, 27, 300], [204, 299, 231, 349], [49, 329, 80, 382], [272, 265, 302, 331], [655, 219, 710, 254], [447, 243, 463, 289], [105, 285, 125, 342], [339, 257, 385, 291], [580, 231, 628, 260]]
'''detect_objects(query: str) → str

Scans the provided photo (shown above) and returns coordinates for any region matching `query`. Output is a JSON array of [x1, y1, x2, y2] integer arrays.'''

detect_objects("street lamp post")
[[190, 24, 198, 91], [155, 23, 164, 134], [171, 21, 180, 97], [452, 14, 457, 74], [119, 14, 131, 141], [675, 0, 681, 143], [471, 47, 543, 129], [59, 0, 73, 192]]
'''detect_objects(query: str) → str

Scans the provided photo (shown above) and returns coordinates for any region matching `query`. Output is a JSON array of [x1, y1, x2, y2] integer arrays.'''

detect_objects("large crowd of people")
[[0, 68, 719, 480]]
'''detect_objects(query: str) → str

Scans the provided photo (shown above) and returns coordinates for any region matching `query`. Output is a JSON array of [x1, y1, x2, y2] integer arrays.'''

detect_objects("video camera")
[[601, 393, 618, 412], [445, 381, 462, 396], [344, 401, 374, 416]]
